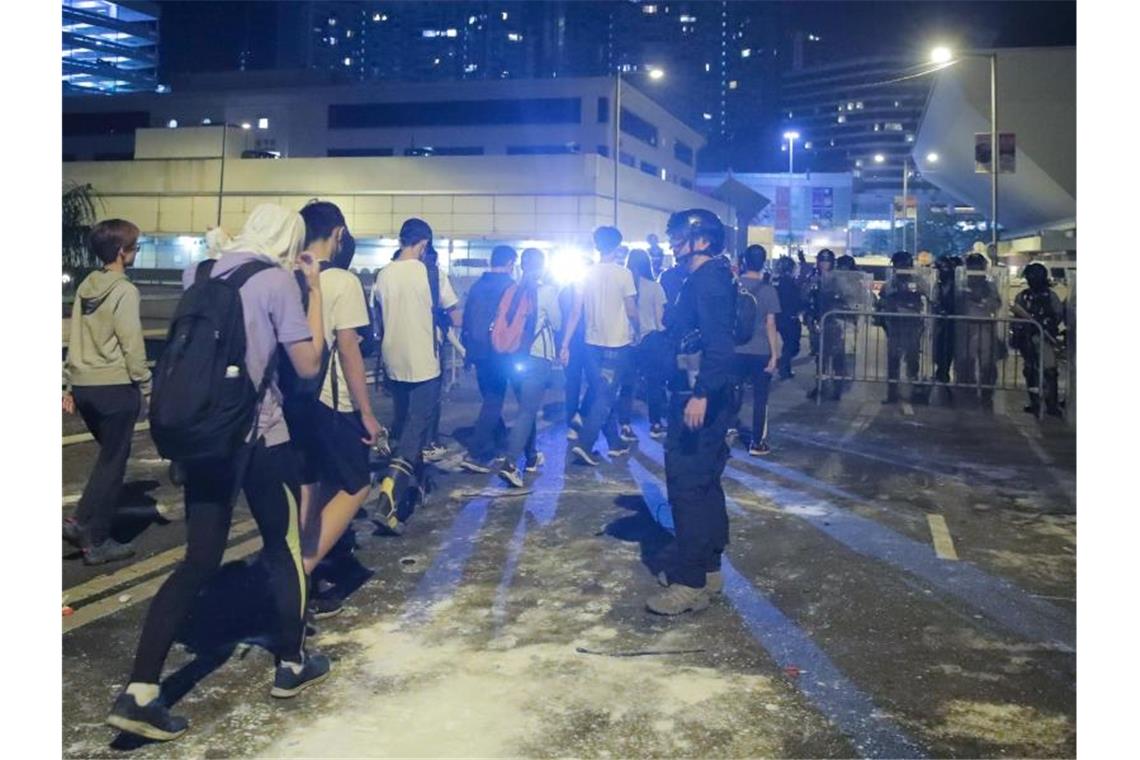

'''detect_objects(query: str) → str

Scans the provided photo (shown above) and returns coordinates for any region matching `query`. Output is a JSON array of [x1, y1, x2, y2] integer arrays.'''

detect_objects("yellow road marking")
[[63, 519, 258, 608], [64, 534, 263, 634], [927, 513, 959, 561]]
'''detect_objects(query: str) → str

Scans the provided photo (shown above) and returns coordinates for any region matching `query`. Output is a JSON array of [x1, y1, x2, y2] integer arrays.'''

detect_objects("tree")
[[62, 182, 102, 270], [917, 210, 978, 258]]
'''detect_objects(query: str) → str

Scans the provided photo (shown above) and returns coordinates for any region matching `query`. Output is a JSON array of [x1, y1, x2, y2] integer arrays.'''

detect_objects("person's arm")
[[283, 254, 324, 379], [112, 285, 153, 395], [440, 274, 462, 328], [336, 328, 381, 444], [765, 313, 780, 373], [559, 286, 584, 365]]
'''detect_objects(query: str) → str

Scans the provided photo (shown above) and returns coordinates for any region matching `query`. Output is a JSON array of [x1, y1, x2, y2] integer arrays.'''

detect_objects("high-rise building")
[[62, 0, 161, 95]]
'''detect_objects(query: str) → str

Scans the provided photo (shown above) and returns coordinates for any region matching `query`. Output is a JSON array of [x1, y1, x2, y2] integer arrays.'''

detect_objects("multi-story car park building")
[[62, 0, 160, 95]]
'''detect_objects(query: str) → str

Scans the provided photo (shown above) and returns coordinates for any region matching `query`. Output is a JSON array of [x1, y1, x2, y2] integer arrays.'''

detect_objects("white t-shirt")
[[318, 267, 371, 412], [636, 277, 666, 339], [583, 261, 637, 348], [372, 258, 458, 383]]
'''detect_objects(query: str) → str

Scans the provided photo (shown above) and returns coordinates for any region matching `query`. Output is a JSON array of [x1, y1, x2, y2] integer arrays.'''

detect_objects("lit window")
[[433, 58, 441, 65], [741, 48, 751, 58], [327, 16, 336, 26], [469, 15, 477, 25], [373, 13, 382, 21], [885, 122, 903, 131], [346, 30, 353, 38], [660, 168, 667, 180], [830, 139, 835, 146], [855, 159, 863, 168], [787, 111, 792, 118], [837, 105, 843, 112], [465, 63, 478, 73], [703, 113, 713, 120], [508, 32, 522, 42], [166, 119, 178, 128], [847, 102, 854, 110], [258, 117, 269, 129], [501, 11, 509, 21], [422, 30, 440, 38], [328, 37, 337, 46], [873, 123, 880, 131], [241, 122, 252, 130], [855, 101, 863, 109], [343, 57, 352, 66], [705, 62, 711, 72], [729, 80, 738, 89], [837, 115, 846, 124], [642, 4, 657, 13], [905, 134, 915, 143], [804, 141, 812, 149], [680, 14, 697, 23], [446, 28, 458, 37], [893, 100, 900, 107]]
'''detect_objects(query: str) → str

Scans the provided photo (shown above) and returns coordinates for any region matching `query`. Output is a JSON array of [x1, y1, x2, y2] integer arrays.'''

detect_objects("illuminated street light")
[[648, 67, 665, 80], [930, 46, 953, 64], [926, 152, 940, 163], [874, 153, 885, 163], [784, 131, 801, 173]]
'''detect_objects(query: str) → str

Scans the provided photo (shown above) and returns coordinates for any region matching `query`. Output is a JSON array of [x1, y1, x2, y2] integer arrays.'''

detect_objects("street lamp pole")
[[783, 131, 800, 251], [217, 124, 228, 227], [901, 157, 909, 254], [989, 52, 998, 264]]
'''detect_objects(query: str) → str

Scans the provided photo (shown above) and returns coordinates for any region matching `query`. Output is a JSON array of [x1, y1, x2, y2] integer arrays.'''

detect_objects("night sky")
[[156, 1, 1076, 78]]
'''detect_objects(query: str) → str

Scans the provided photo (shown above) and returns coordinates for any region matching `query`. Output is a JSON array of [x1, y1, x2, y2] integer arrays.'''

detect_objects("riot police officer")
[[956, 252, 1004, 408], [648, 209, 737, 616], [1011, 262, 1065, 416], [772, 257, 802, 379], [802, 248, 836, 360], [875, 251, 930, 404], [932, 255, 961, 386]]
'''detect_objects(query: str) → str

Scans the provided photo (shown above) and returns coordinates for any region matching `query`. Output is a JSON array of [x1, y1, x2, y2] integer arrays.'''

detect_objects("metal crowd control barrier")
[[815, 310, 1051, 420]]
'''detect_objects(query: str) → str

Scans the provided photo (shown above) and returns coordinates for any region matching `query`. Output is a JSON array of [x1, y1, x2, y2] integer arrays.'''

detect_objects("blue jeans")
[[578, 344, 632, 451], [504, 355, 551, 464]]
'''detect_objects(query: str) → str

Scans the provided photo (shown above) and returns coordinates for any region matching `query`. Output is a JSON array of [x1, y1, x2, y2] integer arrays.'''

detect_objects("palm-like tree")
[[62, 182, 101, 270]]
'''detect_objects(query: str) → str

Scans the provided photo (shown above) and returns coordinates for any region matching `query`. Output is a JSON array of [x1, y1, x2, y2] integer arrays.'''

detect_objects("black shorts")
[[284, 397, 370, 494]]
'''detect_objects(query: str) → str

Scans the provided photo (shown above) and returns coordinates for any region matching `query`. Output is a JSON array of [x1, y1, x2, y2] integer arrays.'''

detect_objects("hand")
[[361, 412, 383, 446], [62, 392, 75, 415], [765, 357, 779, 375], [683, 396, 707, 430], [559, 345, 571, 367], [297, 252, 321, 293]]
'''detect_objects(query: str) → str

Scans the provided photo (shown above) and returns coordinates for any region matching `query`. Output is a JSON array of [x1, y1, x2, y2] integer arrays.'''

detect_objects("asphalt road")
[[61, 365, 1076, 758]]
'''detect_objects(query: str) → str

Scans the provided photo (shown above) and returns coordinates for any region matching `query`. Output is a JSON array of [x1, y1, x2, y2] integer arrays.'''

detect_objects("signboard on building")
[[774, 186, 791, 230], [974, 132, 1016, 174], [893, 195, 918, 220], [810, 187, 834, 227]]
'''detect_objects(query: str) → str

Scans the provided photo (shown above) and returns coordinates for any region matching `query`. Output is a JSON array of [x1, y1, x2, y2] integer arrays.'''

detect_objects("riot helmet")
[[816, 248, 836, 272], [774, 256, 796, 277], [965, 252, 989, 271], [891, 250, 914, 269], [666, 208, 726, 266], [1023, 262, 1050, 291], [836, 254, 856, 271]]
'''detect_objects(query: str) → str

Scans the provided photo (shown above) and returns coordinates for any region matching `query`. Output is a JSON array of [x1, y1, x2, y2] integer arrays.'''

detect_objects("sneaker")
[[271, 651, 331, 699], [649, 423, 666, 440], [83, 539, 135, 566], [459, 456, 493, 474], [656, 570, 724, 596], [63, 517, 84, 547], [307, 595, 344, 621], [421, 442, 447, 462], [570, 445, 600, 467], [748, 442, 772, 457], [566, 427, 579, 441], [725, 428, 739, 445], [608, 445, 631, 457], [571, 413, 584, 430], [106, 692, 188, 742], [645, 583, 711, 615], [524, 452, 545, 473], [619, 425, 638, 442], [498, 462, 525, 489], [372, 476, 402, 533]]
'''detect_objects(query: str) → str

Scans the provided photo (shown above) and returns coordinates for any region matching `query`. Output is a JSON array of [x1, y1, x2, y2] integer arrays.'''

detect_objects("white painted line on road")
[[840, 402, 880, 443], [901, 402, 915, 417], [63, 519, 258, 608], [927, 513, 959, 561], [64, 534, 263, 634], [63, 421, 149, 447]]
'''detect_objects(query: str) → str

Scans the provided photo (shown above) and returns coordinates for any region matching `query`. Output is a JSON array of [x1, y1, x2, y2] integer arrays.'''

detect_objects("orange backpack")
[[490, 283, 536, 355]]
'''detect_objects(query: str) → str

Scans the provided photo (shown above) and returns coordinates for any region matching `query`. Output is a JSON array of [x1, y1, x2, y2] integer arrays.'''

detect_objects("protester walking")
[[730, 245, 781, 455], [618, 248, 670, 440]]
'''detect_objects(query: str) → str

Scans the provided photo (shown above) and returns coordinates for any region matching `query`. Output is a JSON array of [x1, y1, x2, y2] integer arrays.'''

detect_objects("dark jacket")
[[667, 256, 736, 399], [461, 271, 514, 364]]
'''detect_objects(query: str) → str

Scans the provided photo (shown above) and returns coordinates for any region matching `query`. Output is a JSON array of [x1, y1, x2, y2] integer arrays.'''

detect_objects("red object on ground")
[[784, 665, 801, 678]]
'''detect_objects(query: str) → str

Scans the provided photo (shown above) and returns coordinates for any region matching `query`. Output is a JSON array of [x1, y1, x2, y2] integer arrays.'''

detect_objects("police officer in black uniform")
[[647, 209, 737, 616], [932, 254, 962, 387], [772, 257, 802, 379], [802, 249, 836, 360], [875, 251, 930, 404], [1011, 262, 1066, 416]]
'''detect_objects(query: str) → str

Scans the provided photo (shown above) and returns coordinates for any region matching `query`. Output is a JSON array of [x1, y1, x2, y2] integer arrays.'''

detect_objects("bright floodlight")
[[648, 68, 665, 80], [783, 131, 800, 141], [874, 153, 885, 163], [926, 152, 940, 163], [550, 247, 592, 286], [930, 46, 953, 64]]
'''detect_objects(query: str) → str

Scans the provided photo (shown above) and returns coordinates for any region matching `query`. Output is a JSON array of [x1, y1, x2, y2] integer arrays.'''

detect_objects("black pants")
[[130, 441, 306, 683], [389, 377, 442, 471], [618, 333, 669, 427], [580, 345, 631, 450], [776, 318, 801, 376], [933, 320, 956, 383], [664, 389, 733, 589], [886, 327, 925, 401], [72, 384, 141, 546], [564, 336, 594, 424], [468, 358, 509, 461], [733, 354, 773, 444]]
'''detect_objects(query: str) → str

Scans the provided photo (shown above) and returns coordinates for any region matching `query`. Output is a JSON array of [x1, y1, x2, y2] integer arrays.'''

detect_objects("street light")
[[929, 44, 999, 263], [783, 131, 800, 173], [926, 152, 940, 163], [613, 67, 666, 225], [873, 153, 885, 163]]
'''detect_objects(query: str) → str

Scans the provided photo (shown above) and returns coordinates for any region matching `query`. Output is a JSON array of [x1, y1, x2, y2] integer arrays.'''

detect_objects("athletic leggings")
[[130, 441, 306, 683]]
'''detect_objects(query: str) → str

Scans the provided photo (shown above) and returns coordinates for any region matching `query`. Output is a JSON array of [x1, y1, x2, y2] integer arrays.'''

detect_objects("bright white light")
[[201, 117, 212, 125], [783, 131, 800, 141], [930, 46, 953, 64], [873, 153, 885, 163], [464, 63, 478, 73], [702, 113, 713, 120], [468, 15, 477, 25], [741, 49, 751, 58], [549, 247, 592, 286], [343, 56, 352, 66], [446, 28, 458, 37], [62, 272, 73, 286], [508, 32, 522, 42], [177, 236, 199, 249], [166, 119, 178, 128], [648, 67, 665, 80], [501, 11, 509, 21], [926, 152, 940, 163], [374, 13, 382, 21], [258, 117, 269, 129], [241, 122, 252, 130]]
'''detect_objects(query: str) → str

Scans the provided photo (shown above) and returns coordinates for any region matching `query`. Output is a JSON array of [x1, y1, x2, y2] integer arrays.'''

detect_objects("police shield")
[[954, 266, 1010, 390], [821, 270, 874, 313]]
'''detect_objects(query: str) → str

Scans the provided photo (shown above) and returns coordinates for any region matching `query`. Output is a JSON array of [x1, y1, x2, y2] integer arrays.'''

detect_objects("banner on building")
[[810, 187, 834, 227], [893, 195, 918, 220], [774, 186, 791, 230], [975, 132, 1016, 174]]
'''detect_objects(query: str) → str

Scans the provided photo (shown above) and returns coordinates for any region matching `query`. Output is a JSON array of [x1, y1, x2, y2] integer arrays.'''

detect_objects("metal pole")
[[216, 125, 227, 226], [902, 157, 909, 254], [788, 137, 794, 174], [989, 52, 998, 265], [613, 73, 621, 227]]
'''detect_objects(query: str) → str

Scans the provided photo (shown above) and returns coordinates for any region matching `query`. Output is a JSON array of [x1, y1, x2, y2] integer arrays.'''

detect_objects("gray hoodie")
[[65, 270, 152, 393]]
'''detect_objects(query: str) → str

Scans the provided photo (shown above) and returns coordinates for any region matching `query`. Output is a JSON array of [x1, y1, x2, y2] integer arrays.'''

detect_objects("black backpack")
[[733, 279, 759, 345], [460, 274, 512, 365], [149, 259, 276, 463]]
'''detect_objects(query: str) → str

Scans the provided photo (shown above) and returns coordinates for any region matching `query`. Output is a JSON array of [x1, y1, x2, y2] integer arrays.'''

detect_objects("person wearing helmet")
[[802, 249, 836, 361], [771, 256, 802, 379], [932, 255, 961, 386], [647, 208, 737, 616], [1011, 262, 1065, 416], [875, 251, 930, 404], [955, 253, 1004, 408], [836, 254, 857, 271]]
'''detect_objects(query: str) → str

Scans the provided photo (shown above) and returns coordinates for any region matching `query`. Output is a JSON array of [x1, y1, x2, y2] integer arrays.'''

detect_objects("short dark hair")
[[87, 219, 140, 265], [399, 218, 433, 247], [300, 201, 347, 248], [593, 226, 623, 255], [491, 245, 518, 268], [742, 244, 767, 273]]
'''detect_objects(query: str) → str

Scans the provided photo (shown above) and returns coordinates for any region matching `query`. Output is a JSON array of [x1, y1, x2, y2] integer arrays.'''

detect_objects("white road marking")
[[901, 402, 915, 417], [926, 513, 959, 561], [62, 421, 149, 447]]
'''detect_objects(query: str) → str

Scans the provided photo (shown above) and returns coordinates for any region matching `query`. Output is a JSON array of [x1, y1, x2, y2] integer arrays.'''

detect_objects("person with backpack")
[[559, 227, 639, 466], [371, 219, 460, 529], [283, 201, 383, 620], [648, 209, 737, 617], [62, 219, 150, 565], [108, 204, 331, 742], [496, 248, 562, 487], [730, 245, 782, 456], [617, 248, 670, 440], [459, 245, 518, 473]]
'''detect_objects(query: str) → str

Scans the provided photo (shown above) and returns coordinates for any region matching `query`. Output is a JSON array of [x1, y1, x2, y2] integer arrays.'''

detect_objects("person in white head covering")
[[220, 203, 307, 268]]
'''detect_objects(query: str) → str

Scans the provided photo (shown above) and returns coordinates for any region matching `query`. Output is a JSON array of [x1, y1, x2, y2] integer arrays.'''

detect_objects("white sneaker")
[[646, 584, 710, 615], [524, 452, 545, 473]]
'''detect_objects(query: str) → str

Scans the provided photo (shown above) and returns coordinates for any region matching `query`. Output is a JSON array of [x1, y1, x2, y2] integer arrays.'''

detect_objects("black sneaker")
[[649, 423, 666, 440], [498, 462, 525, 489], [63, 518, 84, 547], [83, 539, 135, 566], [524, 451, 545, 473], [106, 692, 188, 742], [748, 442, 772, 457], [271, 651, 331, 699], [570, 446, 600, 467], [619, 425, 638, 442], [307, 595, 344, 621], [459, 457, 493, 474]]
